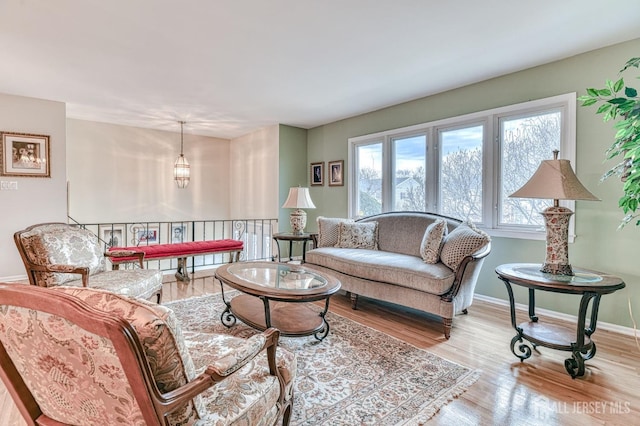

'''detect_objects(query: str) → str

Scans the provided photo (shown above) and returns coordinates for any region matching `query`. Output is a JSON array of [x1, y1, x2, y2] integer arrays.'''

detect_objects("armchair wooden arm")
[[157, 329, 283, 416]]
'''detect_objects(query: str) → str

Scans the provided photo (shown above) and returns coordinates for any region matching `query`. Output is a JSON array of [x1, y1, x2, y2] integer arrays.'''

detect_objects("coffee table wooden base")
[[224, 294, 330, 340]]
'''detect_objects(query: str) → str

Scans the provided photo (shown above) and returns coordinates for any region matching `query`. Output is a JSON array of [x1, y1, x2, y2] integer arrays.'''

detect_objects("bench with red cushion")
[[108, 239, 243, 281]]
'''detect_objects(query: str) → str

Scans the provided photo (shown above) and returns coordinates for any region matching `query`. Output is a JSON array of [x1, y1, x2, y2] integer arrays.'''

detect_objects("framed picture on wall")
[[328, 160, 344, 186], [0, 131, 50, 177], [311, 162, 324, 186]]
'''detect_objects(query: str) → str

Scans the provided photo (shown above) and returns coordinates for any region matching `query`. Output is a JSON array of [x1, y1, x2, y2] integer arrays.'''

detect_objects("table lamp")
[[282, 187, 316, 234], [509, 150, 599, 276]]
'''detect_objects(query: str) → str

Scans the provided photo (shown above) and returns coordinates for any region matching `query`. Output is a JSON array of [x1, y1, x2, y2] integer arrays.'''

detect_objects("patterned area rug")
[[164, 293, 479, 425]]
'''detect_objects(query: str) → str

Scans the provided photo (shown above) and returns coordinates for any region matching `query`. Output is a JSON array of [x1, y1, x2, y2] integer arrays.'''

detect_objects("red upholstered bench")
[[109, 239, 243, 281]]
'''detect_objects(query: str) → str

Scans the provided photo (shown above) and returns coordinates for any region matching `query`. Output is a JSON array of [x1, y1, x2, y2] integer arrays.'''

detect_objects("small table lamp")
[[282, 187, 316, 234], [510, 150, 599, 276]]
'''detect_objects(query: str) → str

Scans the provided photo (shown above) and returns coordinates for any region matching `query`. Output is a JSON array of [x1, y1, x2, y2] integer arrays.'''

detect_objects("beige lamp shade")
[[509, 151, 598, 276], [509, 158, 599, 202], [282, 187, 316, 209], [282, 187, 315, 234]]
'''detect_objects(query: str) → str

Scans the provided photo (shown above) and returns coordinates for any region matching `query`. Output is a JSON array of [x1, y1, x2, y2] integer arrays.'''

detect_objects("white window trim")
[[348, 93, 578, 241]]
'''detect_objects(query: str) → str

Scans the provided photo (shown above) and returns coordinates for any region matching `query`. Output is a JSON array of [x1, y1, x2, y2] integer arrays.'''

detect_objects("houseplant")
[[578, 57, 640, 227]]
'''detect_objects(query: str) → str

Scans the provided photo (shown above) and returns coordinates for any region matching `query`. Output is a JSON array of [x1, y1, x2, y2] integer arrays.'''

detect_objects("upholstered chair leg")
[[443, 318, 452, 340], [350, 293, 359, 310]]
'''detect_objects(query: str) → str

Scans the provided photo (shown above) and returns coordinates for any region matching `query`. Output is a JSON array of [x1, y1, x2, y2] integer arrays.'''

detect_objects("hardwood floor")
[[161, 269, 640, 426], [2, 270, 638, 425]]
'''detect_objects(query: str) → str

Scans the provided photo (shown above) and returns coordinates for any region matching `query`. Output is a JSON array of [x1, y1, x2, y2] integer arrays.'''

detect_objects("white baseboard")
[[0, 274, 27, 283], [474, 294, 638, 338]]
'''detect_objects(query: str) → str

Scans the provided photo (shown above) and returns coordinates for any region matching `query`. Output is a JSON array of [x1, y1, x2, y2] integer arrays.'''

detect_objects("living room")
[[1, 2, 640, 425]]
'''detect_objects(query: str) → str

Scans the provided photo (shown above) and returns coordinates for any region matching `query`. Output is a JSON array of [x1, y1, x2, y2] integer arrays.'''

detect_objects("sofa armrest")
[[443, 242, 491, 301]]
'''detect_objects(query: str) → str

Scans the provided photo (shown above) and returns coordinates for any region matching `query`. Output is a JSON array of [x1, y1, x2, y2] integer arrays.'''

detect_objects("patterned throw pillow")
[[335, 221, 379, 250], [420, 219, 448, 264], [440, 222, 490, 272], [317, 217, 353, 247]]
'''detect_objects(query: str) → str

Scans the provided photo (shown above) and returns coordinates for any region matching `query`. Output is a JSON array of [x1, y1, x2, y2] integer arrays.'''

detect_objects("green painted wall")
[[278, 125, 308, 257], [306, 38, 640, 328]]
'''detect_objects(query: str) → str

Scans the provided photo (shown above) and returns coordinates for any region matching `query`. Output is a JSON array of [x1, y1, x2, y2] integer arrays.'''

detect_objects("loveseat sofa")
[[305, 211, 491, 339]]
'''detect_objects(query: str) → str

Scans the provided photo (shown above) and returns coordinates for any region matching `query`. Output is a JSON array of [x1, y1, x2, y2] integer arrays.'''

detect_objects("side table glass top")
[[509, 264, 603, 284], [226, 262, 328, 291]]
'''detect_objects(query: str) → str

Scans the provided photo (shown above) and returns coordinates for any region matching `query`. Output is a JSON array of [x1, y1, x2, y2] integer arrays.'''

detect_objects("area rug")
[[164, 293, 479, 425]]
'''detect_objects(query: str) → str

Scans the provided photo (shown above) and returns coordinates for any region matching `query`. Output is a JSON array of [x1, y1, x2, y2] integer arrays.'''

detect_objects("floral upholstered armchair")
[[14, 222, 163, 302], [0, 284, 296, 425]]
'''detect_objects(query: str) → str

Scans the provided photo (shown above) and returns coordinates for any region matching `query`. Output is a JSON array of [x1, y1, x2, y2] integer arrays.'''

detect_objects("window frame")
[[348, 93, 578, 241]]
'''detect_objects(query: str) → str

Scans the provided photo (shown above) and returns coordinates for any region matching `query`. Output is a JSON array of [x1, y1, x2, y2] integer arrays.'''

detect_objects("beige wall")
[[229, 125, 280, 221], [0, 93, 67, 279], [66, 119, 231, 222], [307, 38, 640, 328]]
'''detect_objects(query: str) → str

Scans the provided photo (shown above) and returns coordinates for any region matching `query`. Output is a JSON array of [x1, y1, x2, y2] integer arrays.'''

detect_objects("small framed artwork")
[[328, 160, 344, 186], [102, 226, 124, 248], [0, 131, 50, 177], [311, 162, 324, 186], [131, 225, 159, 245], [171, 224, 187, 243]]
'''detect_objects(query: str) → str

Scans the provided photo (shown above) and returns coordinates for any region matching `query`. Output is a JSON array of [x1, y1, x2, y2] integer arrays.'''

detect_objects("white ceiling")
[[1, 1, 640, 139]]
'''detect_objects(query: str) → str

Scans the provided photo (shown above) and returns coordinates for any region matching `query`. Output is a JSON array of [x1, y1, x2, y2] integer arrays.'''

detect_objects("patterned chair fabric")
[[0, 284, 295, 426], [14, 223, 163, 302]]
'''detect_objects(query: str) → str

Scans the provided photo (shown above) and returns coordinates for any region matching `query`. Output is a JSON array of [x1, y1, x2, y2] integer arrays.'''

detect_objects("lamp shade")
[[282, 187, 316, 209], [509, 158, 599, 201]]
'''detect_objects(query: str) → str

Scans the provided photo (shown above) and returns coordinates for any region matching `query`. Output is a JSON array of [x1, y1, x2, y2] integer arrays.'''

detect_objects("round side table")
[[495, 263, 625, 378]]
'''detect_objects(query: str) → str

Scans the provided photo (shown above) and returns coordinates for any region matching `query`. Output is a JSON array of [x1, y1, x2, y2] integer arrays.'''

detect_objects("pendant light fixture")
[[174, 120, 190, 188]]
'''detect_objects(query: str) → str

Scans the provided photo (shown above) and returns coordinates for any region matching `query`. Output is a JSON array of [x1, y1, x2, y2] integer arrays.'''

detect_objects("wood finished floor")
[[2, 270, 638, 425], [162, 270, 640, 426]]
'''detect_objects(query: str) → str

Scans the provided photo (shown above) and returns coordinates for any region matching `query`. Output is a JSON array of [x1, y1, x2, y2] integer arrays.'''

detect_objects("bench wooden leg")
[[175, 257, 190, 282]]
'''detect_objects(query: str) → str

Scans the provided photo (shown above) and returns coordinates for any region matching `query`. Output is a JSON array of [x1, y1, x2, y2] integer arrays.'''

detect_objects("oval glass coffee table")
[[215, 262, 341, 341]]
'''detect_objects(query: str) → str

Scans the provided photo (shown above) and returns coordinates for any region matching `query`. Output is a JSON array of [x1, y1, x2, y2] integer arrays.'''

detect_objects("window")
[[348, 93, 577, 239], [354, 142, 383, 217]]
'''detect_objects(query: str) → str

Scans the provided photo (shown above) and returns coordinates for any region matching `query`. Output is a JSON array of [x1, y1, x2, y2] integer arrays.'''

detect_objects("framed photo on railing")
[[328, 160, 344, 186], [131, 224, 159, 245], [171, 224, 187, 243], [0, 131, 50, 177], [102, 226, 124, 248], [310, 162, 324, 186]]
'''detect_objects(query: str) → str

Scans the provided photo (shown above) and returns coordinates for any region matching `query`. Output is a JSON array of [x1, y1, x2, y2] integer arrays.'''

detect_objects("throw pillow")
[[420, 219, 448, 264], [317, 217, 352, 247], [335, 221, 379, 250], [440, 221, 490, 272]]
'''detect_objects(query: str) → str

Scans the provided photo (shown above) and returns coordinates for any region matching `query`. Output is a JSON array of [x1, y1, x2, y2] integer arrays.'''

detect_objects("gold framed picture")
[[0, 131, 50, 177], [328, 160, 344, 186]]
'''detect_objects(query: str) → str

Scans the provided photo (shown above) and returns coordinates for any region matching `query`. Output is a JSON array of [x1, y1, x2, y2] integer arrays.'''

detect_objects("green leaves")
[[580, 57, 640, 227]]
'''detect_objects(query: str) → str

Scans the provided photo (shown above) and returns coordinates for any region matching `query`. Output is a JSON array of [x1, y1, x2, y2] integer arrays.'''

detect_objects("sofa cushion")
[[52, 287, 203, 424], [317, 217, 352, 247], [306, 247, 455, 295], [185, 330, 297, 425], [420, 219, 448, 264], [65, 269, 164, 301], [335, 221, 378, 250], [440, 222, 490, 272]]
